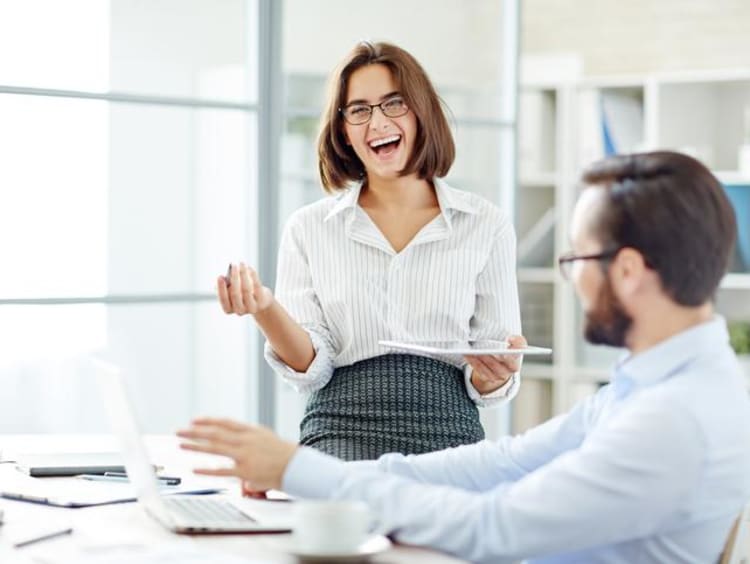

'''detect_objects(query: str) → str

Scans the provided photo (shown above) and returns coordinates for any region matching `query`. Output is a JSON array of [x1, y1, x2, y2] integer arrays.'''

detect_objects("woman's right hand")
[[217, 262, 274, 316]]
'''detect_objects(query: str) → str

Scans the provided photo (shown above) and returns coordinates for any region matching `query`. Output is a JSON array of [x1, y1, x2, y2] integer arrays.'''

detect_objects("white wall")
[[523, 0, 750, 76]]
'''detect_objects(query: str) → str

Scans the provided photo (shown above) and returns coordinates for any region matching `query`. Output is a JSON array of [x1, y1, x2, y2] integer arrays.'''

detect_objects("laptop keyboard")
[[163, 496, 256, 524]]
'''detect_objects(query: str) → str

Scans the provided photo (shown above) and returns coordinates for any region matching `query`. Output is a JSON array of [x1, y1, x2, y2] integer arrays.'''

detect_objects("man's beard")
[[584, 276, 633, 348]]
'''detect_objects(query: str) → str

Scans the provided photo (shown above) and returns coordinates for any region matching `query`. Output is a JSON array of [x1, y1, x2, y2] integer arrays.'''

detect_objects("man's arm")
[[284, 400, 704, 562], [354, 395, 594, 492]]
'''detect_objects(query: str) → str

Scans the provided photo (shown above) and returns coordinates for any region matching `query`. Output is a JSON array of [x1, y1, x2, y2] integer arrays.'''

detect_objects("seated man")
[[178, 151, 750, 563]]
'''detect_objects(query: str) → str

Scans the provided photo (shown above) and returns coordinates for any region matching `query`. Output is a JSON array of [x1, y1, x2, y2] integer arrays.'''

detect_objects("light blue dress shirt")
[[283, 316, 750, 563]]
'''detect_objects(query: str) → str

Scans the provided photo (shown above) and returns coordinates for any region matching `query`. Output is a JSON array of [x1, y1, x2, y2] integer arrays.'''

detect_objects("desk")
[[0, 435, 466, 564]]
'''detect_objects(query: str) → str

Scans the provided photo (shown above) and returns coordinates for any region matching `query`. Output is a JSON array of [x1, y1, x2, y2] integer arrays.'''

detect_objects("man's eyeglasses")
[[557, 249, 621, 280], [340, 95, 409, 125]]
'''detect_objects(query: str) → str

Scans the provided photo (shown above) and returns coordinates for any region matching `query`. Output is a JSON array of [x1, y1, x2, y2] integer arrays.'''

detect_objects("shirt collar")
[[611, 315, 729, 396], [323, 182, 363, 222], [433, 178, 479, 221], [322, 178, 479, 224]]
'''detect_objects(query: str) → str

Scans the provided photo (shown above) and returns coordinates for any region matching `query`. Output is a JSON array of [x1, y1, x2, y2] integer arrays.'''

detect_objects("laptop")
[[95, 360, 292, 534]]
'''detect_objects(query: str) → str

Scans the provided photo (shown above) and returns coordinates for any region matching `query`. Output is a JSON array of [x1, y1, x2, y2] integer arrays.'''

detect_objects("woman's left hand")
[[466, 334, 527, 395]]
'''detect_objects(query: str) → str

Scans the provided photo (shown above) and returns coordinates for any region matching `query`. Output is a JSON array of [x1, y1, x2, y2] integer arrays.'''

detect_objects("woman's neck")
[[360, 175, 436, 211]]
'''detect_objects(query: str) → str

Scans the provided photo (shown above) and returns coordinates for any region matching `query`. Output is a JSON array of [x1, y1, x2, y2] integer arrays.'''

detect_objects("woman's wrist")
[[252, 295, 278, 321], [470, 372, 509, 395]]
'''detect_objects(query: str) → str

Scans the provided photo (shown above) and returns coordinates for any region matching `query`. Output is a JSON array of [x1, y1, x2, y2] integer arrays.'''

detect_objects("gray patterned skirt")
[[299, 354, 485, 461]]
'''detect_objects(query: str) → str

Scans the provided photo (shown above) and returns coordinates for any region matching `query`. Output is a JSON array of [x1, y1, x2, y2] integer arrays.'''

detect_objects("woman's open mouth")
[[368, 134, 402, 159]]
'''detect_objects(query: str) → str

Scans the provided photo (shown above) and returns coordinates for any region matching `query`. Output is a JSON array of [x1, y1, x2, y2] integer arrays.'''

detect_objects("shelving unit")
[[512, 69, 750, 433]]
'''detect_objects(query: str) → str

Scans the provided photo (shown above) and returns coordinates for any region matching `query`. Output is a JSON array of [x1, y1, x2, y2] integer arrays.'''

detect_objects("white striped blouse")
[[264, 178, 522, 407]]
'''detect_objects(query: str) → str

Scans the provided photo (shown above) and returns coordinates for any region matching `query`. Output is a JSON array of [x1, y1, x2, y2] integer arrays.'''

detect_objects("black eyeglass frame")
[[338, 96, 409, 125], [557, 248, 621, 280]]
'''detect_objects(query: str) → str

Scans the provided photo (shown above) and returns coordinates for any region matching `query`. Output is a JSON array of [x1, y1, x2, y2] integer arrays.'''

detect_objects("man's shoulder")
[[636, 355, 750, 441]]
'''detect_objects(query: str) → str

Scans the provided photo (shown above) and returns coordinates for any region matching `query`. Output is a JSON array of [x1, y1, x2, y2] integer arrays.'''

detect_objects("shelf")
[[518, 267, 556, 284], [721, 273, 750, 290], [578, 76, 646, 90], [517, 71, 750, 422]]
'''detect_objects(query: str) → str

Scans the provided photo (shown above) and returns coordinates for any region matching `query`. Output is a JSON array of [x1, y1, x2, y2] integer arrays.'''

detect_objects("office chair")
[[721, 503, 750, 564]]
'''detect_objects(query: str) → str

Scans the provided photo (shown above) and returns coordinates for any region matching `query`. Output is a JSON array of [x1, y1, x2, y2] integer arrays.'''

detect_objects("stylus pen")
[[78, 473, 129, 483], [105, 471, 181, 485], [14, 526, 73, 548], [78, 474, 181, 485]]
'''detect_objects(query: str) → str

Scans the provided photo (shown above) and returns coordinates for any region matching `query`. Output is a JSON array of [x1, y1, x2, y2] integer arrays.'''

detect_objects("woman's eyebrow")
[[345, 91, 400, 106]]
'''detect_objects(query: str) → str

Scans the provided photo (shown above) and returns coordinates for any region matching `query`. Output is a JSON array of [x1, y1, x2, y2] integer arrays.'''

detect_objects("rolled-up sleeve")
[[263, 215, 337, 393], [466, 218, 523, 407]]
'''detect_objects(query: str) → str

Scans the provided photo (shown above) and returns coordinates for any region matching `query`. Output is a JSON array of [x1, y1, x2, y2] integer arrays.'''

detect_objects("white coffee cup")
[[292, 500, 371, 554]]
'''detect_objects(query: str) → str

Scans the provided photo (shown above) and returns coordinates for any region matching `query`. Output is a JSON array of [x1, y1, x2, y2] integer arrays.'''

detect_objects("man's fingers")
[[193, 466, 239, 478], [177, 426, 243, 447], [179, 440, 235, 457], [191, 417, 252, 432], [241, 481, 268, 499]]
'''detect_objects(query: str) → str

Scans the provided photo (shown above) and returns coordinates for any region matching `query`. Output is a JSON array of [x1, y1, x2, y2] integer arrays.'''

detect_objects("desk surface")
[[0, 435, 466, 564]]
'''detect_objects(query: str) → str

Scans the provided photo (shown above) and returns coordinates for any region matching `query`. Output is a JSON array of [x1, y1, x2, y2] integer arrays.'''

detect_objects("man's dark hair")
[[583, 151, 737, 306]]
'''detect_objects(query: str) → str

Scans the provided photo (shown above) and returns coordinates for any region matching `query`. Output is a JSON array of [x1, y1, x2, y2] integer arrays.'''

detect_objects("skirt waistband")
[[299, 354, 484, 460]]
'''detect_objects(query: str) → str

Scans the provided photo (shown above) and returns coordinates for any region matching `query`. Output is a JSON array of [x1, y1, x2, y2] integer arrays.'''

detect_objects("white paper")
[[37, 542, 274, 564]]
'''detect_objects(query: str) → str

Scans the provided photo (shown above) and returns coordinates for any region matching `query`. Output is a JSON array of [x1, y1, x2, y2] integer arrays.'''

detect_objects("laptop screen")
[[94, 359, 164, 508]]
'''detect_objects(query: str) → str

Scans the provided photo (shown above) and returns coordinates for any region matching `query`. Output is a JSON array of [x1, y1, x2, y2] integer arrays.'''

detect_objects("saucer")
[[275, 534, 392, 562]]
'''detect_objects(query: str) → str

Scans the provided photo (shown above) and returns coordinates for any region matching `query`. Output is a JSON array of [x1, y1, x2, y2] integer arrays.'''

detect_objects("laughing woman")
[[219, 41, 523, 462]]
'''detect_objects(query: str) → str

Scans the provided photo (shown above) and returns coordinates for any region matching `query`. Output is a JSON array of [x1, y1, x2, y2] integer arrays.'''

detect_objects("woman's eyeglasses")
[[340, 95, 409, 125]]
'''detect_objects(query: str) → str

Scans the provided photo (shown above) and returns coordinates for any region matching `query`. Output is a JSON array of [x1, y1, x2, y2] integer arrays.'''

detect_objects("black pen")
[[14, 526, 73, 548], [104, 471, 181, 485]]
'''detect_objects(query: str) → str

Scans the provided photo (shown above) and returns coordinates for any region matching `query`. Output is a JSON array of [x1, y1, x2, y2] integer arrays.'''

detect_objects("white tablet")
[[379, 340, 552, 356]]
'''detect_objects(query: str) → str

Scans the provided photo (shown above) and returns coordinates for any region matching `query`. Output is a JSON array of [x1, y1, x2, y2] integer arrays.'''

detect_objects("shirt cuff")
[[464, 365, 520, 407], [263, 329, 335, 393], [282, 446, 347, 499]]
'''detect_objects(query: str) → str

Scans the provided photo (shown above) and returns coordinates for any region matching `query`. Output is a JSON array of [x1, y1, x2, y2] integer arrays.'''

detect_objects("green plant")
[[728, 321, 750, 356]]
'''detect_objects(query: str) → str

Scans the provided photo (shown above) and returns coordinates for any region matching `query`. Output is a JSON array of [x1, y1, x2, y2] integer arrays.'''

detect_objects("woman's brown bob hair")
[[317, 41, 455, 193]]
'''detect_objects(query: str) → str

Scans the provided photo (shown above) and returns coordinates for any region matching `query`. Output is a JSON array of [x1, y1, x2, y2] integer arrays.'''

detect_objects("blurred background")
[[1, 0, 748, 440]]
